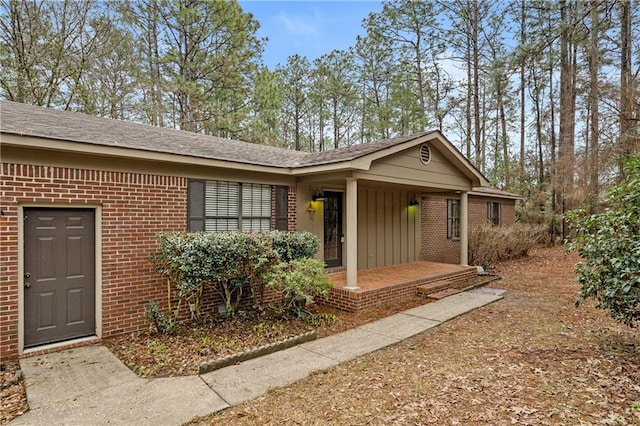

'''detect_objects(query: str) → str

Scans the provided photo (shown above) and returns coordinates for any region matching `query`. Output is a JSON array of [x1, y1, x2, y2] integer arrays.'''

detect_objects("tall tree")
[[618, 0, 639, 172], [159, 0, 262, 135], [71, 23, 141, 120], [245, 66, 284, 146], [365, 0, 444, 131], [558, 0, 579, 239], [353, 33, 395, 142], [0, 0, 111, 108], [313, 50, 358, 150], [277, 54, 311, 151], [587, 0, 600, 212], [124, 0, 166, 126]]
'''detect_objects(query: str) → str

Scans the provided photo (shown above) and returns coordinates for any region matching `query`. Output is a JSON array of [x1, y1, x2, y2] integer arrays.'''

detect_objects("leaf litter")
[[189, 246, 640, 425]]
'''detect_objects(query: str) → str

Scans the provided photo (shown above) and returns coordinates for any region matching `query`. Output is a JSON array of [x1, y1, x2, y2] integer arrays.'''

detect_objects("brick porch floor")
[[323, 261, 480, 312], [327, 261, 467, 290]]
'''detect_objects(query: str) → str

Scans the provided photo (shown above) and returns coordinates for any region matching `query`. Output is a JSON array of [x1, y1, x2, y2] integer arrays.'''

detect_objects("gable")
[[355, 142, 472, 191]]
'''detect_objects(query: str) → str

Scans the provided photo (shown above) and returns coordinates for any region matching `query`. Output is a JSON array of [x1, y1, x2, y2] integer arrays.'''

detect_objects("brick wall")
[[287, 185, 297, 231], [468, 196, 516, 226], [420, 194, 517, 265], [420, 196, 461, 264], [322, 266, 478, 312], [0, 163, 187, 358]]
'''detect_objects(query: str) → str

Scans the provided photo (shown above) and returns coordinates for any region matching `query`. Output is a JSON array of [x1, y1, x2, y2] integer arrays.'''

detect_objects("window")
[[447, 199, 460, 239], [188, 180, 288, 232], [487, 202, 501, 226]]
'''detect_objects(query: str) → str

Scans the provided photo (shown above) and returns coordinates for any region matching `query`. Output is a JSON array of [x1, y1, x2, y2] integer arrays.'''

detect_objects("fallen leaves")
[[190, 246, 640, 425], [0, 361, 28, 425]]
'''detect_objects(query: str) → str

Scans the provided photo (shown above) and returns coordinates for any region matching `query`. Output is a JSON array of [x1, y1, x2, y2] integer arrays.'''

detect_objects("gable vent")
[[419, 144, 431, 165]]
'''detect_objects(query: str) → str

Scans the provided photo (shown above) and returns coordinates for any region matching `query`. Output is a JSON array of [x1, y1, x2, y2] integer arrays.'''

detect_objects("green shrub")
[[150, 230, 321, 321], [263, 258, 333, 317], [268, 230, 319, 262], [566, 156, 640, 328], [469, 223, 547, 266]]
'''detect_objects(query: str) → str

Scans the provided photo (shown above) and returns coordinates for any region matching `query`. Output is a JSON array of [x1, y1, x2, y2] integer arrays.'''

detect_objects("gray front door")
[[24, 208, 96, 348]]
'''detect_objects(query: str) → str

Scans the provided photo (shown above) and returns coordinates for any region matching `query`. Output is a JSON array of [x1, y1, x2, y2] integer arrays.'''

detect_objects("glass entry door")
[[323, 191, 343, 268]]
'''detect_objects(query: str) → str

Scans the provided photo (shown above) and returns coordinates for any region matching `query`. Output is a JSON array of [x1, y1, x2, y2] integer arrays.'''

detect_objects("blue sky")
[[238, 1, 383, 69]]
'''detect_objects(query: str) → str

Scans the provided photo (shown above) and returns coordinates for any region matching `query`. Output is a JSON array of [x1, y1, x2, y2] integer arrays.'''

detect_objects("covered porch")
[[294, 133, 487, 292], [322, 261, 492, 312]]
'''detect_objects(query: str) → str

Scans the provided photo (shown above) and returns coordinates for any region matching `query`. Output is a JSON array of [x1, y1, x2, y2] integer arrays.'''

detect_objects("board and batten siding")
[[357, 188, 420, 269], [356, 145, 471, 190]]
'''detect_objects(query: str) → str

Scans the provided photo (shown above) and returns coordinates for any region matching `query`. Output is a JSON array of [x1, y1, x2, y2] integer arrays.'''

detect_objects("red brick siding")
[[1, 167, 300, 358], [420, 196, 460, 264], [468, 197, 488, 226], [0, 163, 187, 359], [468, 196, 516, 226], [270, 185, 297, 232], [503, 203, 515, 225], [287, 186, 297, 232], [322, 267, 478, 312], [420, 195, 517, 265]]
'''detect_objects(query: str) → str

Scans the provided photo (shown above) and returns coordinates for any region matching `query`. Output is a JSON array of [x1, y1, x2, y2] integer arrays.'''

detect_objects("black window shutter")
[[188, 180, 205, 231], [275, 186, 289, 230]]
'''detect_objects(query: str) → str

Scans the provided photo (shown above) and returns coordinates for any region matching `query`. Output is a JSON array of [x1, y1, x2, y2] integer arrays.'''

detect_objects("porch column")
[[460, 191, 469, 266], [345, 177, 359, 289]]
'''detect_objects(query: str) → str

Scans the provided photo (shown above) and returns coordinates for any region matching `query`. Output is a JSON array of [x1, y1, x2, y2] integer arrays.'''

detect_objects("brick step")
[[425, 287, 462, 300], [416, 280, 452, 297]]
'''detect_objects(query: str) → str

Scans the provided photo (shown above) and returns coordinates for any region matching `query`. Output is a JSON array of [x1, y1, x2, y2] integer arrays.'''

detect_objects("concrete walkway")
[[11, 289, 504, 426]]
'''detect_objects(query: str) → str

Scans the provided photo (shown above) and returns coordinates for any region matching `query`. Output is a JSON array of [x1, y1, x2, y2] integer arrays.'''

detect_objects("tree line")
[[2, 0, 639, 238]]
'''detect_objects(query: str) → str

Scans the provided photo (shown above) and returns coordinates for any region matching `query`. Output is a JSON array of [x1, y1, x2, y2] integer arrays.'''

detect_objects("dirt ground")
[[189, 246, 640, 425], [3, 246, 639, 425], [102, 297, 431, 378]]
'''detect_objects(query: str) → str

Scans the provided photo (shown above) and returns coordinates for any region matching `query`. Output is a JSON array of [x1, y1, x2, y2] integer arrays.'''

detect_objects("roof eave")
[[0, 133, 294, 175], [469, 190, 523, 200]]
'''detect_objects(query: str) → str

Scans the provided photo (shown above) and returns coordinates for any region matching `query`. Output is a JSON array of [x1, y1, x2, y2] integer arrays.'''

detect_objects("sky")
[[238, 1, 384, 69]]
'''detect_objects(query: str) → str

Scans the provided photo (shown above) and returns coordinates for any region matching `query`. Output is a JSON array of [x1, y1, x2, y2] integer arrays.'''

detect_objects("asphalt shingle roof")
[[0, 101, 429, 168], [0, 101, 308, 168]]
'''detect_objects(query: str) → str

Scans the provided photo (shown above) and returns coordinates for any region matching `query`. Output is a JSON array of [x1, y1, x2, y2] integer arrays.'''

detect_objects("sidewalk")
[[11, 289, 504, 426]]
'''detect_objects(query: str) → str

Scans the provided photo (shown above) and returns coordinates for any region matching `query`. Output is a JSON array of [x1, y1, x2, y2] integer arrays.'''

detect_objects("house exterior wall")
[[468, 195, 516, 226], [420, 194, 517, 265], [356, 145, 471, 190], [1, 160, 300, 358], [356, 187, 420, 269], [0, 163, 187, 358]]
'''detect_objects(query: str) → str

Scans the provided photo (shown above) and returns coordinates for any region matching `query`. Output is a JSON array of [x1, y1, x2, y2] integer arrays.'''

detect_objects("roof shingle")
[[1, 101, 430, 168]]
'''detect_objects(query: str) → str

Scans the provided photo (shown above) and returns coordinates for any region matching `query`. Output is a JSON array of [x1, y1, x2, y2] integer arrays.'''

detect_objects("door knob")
[[25, 272, 31, 278], [24, 282, 31, 288]]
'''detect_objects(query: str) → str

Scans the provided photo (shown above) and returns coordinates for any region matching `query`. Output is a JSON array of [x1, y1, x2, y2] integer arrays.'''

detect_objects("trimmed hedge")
[[150, 230, 325, 325]]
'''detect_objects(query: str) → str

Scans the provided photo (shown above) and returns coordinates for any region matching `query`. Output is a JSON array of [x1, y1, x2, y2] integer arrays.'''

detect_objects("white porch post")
[[345, 178, 359, 289], [460, 191, 469, 266]]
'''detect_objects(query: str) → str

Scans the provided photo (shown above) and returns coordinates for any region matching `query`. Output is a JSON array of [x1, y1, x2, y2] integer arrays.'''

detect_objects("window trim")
[[188, 179, 284, 232], [447, 199, 460, 239], [487, 201, 502, 226]]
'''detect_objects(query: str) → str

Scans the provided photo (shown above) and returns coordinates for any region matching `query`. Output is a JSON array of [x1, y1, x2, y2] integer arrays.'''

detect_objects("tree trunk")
[[619, 0, 637, 174], [559, 0, 577, 241], [588, 0, 599, 212]]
